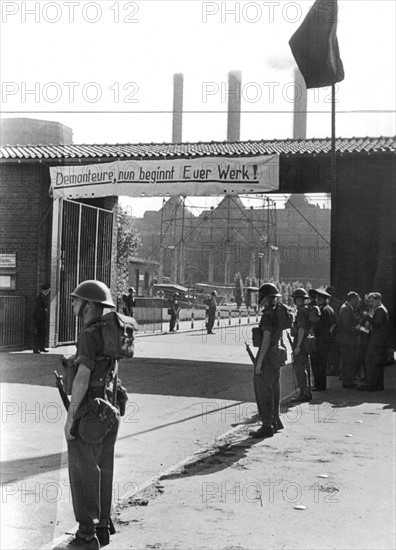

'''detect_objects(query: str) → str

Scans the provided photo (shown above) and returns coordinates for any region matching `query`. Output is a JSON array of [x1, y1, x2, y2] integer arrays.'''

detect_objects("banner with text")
[[49, 155, 279, 198]]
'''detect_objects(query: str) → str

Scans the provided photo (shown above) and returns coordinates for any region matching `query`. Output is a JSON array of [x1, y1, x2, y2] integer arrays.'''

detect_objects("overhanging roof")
[[0, 136, 394, 162]]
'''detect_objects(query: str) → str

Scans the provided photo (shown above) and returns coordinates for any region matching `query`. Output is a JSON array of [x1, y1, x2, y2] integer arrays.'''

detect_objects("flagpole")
[[330, 83, 336, 285]]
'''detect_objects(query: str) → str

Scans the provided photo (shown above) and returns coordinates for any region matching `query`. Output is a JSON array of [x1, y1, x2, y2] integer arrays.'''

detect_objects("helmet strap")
[[76, 299, 88, 318]]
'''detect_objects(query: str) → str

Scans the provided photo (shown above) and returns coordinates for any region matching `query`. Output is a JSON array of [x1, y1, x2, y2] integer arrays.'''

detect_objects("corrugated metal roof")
[[0, 136, 395, 161]]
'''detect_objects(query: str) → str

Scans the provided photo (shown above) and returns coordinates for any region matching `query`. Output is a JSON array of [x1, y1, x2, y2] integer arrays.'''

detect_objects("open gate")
[[56, 199, 113, 345]]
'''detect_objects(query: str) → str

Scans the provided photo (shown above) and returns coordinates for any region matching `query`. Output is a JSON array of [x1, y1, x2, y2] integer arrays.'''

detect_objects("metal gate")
[[0, 296, 25, 349], [57, 199, 113, 345]]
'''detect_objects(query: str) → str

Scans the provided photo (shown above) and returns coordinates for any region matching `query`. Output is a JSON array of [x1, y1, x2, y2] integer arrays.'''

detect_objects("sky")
[[1, 0, 395, 215]]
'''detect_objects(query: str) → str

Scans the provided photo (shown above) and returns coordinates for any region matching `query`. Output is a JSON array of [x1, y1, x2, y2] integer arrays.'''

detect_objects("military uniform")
[[293, 305, 312, 399], [68, 317, 120, 543], [314, 302, 336, 390], [206, 295, 217, 334], [169, 296, 180, 332], [307, 299, 321, 388], [253, 305, 283, 430]]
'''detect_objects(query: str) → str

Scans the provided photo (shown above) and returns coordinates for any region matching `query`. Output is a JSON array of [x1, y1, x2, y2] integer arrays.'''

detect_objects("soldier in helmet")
[[313, 288, 336, 391], [63, 280, 119, 549], [290, 288, 312, 402], [250, 283, 284, 439], [207, 290, 218, 334], [168, 292, 181, 332]]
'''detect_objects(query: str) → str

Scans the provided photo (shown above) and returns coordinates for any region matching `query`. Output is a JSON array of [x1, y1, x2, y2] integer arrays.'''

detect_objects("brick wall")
[[0, 163, 53, 346]]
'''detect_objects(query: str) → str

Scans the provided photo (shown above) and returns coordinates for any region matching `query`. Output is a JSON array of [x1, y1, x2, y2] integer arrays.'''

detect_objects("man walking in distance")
[[168, 292, 180, 332], [250, 283, 284, 439], [33, 283, 50, 353], [313, 288, 336, 391], [207, 290, 218, 334], [124, 286, 136, 317], [337, 291, 360, 388], [62, 281, 120, 550], [290, 288, 312, 402], [360, 292, 390, 391]]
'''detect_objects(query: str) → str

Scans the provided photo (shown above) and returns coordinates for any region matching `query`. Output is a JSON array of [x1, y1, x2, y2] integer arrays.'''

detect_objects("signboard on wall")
[[49, 155, 279, 198]]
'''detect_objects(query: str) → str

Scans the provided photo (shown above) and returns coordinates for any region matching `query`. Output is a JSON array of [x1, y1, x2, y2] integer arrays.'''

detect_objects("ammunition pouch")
[[77, 397, 120, 445]]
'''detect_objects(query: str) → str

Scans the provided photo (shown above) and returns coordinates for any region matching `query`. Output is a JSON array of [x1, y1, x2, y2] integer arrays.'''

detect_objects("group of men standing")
[[250, 282, 391, 439]]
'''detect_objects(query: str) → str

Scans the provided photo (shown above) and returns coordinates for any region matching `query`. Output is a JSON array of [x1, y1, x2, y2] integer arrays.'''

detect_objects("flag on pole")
[[289, 0, 345, 89]]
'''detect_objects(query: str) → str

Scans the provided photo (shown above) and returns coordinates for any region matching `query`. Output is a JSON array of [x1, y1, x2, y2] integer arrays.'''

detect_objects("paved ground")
[[101, 368, 396, 550], [1, 321, 395, 550], [1, 319, 287, 550]]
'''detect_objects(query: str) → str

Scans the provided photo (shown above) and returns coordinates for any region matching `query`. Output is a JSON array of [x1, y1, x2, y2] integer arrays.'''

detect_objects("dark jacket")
[[366, 304, 389, 348], [317, 304, 336, 343], [337, 302, 358, 345]]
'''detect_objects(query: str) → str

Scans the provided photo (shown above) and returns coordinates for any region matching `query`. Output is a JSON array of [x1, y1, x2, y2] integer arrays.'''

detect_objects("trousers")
[[253, 367, 281, 427], [340, 343, 357, 386], [293, 349, 310, 395], [207, 311, 216, 333], [169, 314, 178, 331], [68, 416, 120, 538], [33, 319, 47, 351], [312, 341, 330, 390], [365, 345, 386, 390]]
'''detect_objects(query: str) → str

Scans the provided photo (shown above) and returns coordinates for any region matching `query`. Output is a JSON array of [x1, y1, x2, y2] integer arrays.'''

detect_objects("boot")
[[273, 418, 284, 432], [249, 425, 274, 439]]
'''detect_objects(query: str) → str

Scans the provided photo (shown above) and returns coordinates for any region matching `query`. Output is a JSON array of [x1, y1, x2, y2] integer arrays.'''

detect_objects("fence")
[[0, 296, 25, 349], [133, 297, 163, 332]]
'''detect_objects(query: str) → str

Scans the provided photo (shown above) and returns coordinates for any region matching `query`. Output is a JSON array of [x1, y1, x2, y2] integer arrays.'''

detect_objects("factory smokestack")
[[227, 70, 242, 141], [293, 68, 307, 139], [172, 73, 184, 143]]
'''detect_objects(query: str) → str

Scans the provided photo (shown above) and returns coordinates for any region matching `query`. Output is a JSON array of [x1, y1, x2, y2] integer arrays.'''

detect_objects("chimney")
[[172, 73, 184, 143], [293, 68, 307, 139], [227, 70, 242, 141]]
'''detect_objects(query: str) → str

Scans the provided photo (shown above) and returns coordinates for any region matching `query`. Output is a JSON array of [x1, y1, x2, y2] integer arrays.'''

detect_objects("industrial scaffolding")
[[158, 195, 278, 286]]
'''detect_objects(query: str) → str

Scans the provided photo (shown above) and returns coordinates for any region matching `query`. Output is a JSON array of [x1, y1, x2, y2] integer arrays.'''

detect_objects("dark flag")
[[289, 0, 344, 89]]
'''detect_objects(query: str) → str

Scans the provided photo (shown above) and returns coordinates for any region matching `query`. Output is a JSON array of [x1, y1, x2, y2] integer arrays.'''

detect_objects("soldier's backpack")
[[274, 302, 293, 330], [101, 311, 139, 360], [251, 302, 293, 347]]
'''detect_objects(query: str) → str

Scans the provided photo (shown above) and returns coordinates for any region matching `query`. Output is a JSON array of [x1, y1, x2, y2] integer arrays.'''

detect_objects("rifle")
[[245, 341, 256, 366], [54, 370, 70, 411]]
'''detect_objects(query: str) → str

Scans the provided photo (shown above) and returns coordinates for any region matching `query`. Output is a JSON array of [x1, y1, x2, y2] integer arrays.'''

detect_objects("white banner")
[[49, 155, 279, 198]]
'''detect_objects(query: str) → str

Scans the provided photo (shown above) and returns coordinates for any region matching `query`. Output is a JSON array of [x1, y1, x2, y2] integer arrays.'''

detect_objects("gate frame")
[[49, 197, 114, 347]]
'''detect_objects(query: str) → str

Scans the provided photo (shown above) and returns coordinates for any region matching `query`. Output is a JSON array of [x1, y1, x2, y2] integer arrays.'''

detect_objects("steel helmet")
[[71, 280, 116, 308], [258, 283, 281, 299], [291, 288, 309, 299], [211, 290, 218, 296]]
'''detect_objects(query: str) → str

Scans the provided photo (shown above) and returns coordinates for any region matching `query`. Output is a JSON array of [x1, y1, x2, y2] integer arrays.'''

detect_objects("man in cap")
[[61, 280, 120, 549], [313, 288, 336, 391], [250, 283, 284, 439], [168, 292, 181, 332], [33, 283, 50, 353], [207, 290, 218, 334], [337, 291, 361, 388], [290, 288, 312, 402]]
